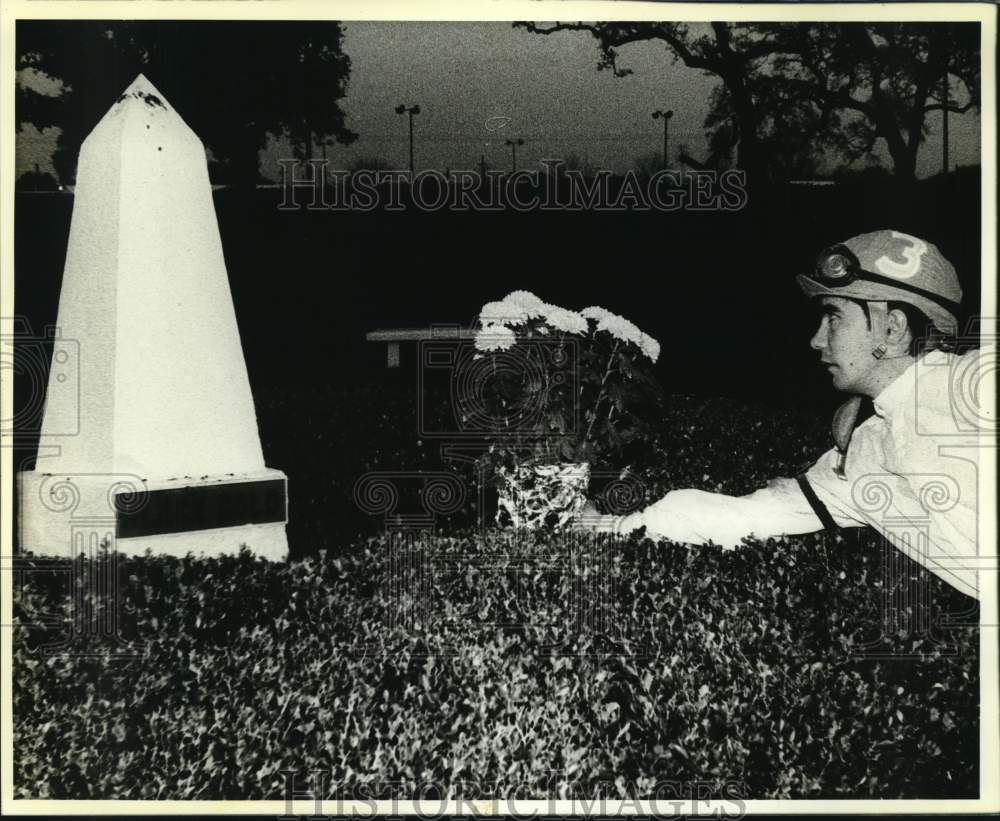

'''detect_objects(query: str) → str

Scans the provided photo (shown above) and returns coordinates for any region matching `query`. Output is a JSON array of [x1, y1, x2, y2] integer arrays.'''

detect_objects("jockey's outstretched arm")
[[579, 454, 863, 547]]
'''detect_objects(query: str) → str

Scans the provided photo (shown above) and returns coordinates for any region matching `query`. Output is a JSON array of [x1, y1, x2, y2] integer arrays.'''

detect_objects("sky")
[[16, 21, 982, 181], [287, 21, 721, 176]]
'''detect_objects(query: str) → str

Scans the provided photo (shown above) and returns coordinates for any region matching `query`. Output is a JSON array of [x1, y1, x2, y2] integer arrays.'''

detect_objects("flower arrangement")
[[471, 290, 664, 527]]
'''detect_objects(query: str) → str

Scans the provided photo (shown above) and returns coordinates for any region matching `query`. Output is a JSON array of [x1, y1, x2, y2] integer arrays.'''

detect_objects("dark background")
[[15, 170, 983, 403], [12, 171, 984, 549]]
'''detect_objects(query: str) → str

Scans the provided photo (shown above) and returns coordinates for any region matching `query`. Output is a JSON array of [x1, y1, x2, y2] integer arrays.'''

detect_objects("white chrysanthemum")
[[474, 323, 517, 352], [639, 332, 661, 363], [543, 304, 588, 335], [597, 312, 641, 347], [581, 306, 614, 324], [617, 317, 644, 346], [583, 305, 658, 361], [502, 290, 547, 319], [479, 300, 527, 326]]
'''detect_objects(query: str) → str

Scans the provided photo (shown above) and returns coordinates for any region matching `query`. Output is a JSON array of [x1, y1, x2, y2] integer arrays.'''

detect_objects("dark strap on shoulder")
[[796, 474, 839, 534]]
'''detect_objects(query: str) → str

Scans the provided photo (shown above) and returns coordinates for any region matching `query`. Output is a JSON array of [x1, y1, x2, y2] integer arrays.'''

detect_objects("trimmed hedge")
[[14, 531, 978, 799], [12, 391, 979, 799]]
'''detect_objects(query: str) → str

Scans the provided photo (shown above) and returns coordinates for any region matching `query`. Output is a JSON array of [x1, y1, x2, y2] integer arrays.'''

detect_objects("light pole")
[[505, 138, 524, 173], [941, 71, 950, 175], [395, 103, 421, 174], [652, 109, 674, 168]]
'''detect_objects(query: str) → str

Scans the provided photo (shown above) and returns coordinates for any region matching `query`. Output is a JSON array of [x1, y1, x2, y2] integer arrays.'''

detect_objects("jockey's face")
[[809, 297, 879, 394]]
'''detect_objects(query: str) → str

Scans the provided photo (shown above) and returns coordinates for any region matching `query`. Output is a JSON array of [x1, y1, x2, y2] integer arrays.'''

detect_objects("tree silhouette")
[[769, 23, 980, 180], [16, 20, 358, 185], [514, 21, 979, 181], [514, 22, 795, 183]]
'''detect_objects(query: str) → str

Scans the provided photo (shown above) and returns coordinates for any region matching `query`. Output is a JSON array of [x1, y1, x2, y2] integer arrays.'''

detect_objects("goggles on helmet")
[[813, 244, 961, 316]]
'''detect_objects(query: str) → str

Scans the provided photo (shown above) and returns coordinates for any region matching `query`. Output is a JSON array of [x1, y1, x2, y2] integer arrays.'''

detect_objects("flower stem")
[[585, 340, 620, 443]]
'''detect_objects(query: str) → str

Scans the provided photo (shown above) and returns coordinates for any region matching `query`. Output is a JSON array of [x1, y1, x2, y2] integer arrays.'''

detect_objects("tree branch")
[[514, 21, 719, 72]]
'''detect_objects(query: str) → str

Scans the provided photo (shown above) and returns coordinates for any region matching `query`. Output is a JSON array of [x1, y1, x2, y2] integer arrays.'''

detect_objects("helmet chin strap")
[[869, 300, 889, 359], [831, 300, 910, 479], [832, 394, 863, 478]]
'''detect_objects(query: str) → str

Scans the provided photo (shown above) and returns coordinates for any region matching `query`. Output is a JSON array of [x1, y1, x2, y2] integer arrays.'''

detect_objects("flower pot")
[[495, 461, 590, 530]]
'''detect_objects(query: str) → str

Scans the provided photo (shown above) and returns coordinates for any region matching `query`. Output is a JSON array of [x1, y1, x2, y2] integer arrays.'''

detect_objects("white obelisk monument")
[[18, 75, 288, 560]]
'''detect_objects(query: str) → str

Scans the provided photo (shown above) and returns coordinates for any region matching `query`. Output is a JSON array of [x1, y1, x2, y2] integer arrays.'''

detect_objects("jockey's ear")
[[885, 306, 913, 351]]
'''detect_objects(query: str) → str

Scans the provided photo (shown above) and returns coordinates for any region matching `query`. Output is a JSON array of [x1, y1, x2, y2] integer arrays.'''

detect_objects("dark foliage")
[[515, 22, 980, 182], [17, 20, 358, 185]]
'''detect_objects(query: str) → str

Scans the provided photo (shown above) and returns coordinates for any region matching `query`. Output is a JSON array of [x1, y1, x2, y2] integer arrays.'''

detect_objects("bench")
[[366, 326, 475, 368]]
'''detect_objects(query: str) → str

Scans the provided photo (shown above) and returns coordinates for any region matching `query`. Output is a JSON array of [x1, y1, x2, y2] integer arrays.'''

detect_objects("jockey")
[[577, 229, 990, 601]]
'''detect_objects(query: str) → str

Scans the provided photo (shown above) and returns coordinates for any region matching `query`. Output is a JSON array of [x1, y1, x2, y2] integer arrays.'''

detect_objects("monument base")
[[17, 468, 289, 562]]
